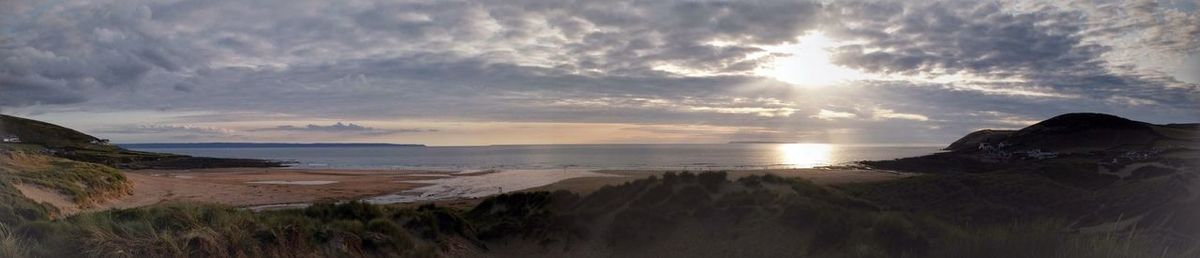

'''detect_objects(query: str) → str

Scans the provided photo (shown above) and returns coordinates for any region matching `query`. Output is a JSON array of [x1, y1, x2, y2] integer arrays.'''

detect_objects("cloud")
[[822, 1, 1199, 108], [2, 0, 1197, 144], [873, 109, 929, 122], [253, 122, 373, 132], [0, 0, 825, 107], [1061, 0, 1199, 54], [94, 124, 233, 135], [0, 1, 200, 108], [827, 2, 1104, 77], [808, 106, 928, 122], [250, 122, 435, 135], [811, 109, 857, 120], [0, 76, 88, 106]]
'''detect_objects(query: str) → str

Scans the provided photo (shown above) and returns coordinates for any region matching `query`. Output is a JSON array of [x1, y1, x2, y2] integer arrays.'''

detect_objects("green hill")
[[0, 114, 106, 149], [944, 129, 1016, 152], [861, 113, 1200, 254], [0, 114, 281, 169], [945, 113, 1198, 153]]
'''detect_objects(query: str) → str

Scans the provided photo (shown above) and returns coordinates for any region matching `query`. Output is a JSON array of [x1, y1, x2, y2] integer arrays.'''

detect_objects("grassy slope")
[[5, 172, 1183, 258], [0, 150, 132, 223], [0, 115, 102, 149], [836, 174, 1096, 224], [475, 173, 1169, 257]]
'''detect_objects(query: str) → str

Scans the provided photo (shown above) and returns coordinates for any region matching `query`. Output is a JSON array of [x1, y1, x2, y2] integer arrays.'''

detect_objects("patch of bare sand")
[[14, 184, 79, 217], [92, 168, 441, 211], [526, 168, 911, 194]]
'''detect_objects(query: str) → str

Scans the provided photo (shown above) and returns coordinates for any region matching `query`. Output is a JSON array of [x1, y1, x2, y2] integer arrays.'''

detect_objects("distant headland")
[[728, 141, 795, 144]]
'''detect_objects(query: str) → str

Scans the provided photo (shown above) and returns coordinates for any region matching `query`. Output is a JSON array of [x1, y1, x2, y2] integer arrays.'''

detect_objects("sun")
[[757, 32, 863, 87], [777, 143, 833, 168]]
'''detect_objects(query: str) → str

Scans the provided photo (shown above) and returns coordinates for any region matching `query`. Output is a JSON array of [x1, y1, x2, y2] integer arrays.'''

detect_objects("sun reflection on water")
[[777, 143, 832, 168]]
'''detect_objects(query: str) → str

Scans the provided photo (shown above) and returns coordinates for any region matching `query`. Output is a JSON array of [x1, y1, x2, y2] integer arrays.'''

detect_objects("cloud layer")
[[1, 0, 1197, 144], [250, 122, 436, 135]]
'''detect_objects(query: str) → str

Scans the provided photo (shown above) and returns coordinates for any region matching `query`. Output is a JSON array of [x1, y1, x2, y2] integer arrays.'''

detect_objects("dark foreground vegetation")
[[2, 171, 1191, 258], [857, 113, 1200, 250]]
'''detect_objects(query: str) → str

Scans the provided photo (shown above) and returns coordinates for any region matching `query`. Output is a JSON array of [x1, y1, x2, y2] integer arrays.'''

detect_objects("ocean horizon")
[[126, 143, 944, 171]]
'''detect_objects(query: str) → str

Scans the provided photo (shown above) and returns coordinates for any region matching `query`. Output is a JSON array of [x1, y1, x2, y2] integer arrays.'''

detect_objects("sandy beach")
[[91, 168, 441, 211], [81, 167, 911, 213]]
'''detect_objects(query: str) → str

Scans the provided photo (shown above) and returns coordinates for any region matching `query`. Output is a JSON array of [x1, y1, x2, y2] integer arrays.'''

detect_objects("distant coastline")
[[119, 142, 426, 148], [728, 141, 795, 144]]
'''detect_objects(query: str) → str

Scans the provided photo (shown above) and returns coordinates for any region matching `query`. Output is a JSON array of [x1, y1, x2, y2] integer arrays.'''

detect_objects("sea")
[[126, 143, 942, 171]]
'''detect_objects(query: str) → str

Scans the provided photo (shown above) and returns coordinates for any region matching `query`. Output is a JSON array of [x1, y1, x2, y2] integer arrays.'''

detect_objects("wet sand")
[[365, 169, 617, 204], [93, 168, 442, 211], [90, 167, 910, 212]]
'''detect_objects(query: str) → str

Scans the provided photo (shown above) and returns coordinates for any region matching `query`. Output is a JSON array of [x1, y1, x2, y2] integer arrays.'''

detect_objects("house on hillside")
[[1, 134, 20, 143], [91, 139, 111, 145], [1015, 149, 1057, 159]]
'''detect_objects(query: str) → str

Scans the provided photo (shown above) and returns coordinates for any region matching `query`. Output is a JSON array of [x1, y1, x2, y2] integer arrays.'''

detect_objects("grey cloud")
[[1074, 0, 1199, 53], [2, 0, 1197, 144], [826, 2, 1104, 76], [823, 1, 1199, 109], [251, 122, 373, 132], [250, 122, 436, 135], [94, 124, 231, 135], [0, 1, 202, 107], [0, 76, 88, 106], [76, 50, 1195, 142]]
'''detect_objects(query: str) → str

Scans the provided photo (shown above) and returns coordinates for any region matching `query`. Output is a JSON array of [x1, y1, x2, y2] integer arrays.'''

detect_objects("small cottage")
[[1, 135, 20, 143]]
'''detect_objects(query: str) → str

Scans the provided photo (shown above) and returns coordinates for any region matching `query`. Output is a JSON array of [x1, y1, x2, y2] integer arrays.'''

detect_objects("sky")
[[1, 0, 1198, 146]]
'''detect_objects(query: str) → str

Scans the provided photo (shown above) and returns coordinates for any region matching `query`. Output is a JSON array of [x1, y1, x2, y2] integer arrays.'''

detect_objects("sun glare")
[[777, 143, 833, 168], [758, 32, 863, 87]]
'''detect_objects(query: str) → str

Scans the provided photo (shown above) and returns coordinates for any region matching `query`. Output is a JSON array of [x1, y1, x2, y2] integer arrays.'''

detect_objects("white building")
[[1, 135, 20, 143]]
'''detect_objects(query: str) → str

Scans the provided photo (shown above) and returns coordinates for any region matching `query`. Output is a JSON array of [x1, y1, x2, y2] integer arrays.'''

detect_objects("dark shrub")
[[631, 182, 673, 207], [872, 214, 930, 256], [697, 171, 727, 192], [667, 185, 711, 208], [304, 201, 384, 221], [678, 172, 697, 182], [808, 216, 854, 255]]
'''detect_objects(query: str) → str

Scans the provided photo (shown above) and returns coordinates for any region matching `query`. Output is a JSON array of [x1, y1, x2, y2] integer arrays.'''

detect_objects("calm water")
[[128, 144, 942, 170]]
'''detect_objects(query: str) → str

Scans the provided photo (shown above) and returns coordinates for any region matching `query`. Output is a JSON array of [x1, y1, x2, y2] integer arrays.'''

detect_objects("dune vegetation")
[[0, 149, 132, 224], [0, 170, 1182, 258]]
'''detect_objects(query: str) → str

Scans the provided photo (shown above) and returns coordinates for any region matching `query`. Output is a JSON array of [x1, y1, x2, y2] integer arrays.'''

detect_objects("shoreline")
[[77, 167, 912, 214]]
